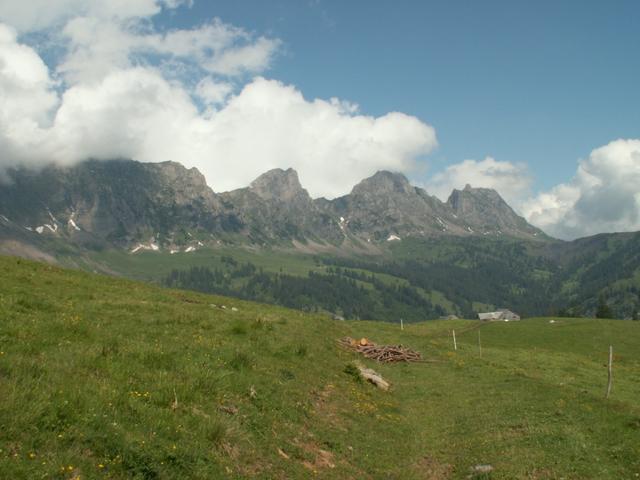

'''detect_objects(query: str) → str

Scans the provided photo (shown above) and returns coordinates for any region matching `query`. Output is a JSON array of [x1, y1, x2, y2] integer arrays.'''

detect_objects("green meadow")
[[69, 248, 325, 282], [1, 255, 639, 479]]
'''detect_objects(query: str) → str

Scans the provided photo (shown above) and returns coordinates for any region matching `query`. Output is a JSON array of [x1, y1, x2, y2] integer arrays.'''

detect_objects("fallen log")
[[356, 363, 390, 390]]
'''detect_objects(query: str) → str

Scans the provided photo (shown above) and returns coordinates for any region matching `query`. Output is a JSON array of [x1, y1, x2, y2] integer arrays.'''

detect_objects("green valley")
[[48, 232, 640, 322]]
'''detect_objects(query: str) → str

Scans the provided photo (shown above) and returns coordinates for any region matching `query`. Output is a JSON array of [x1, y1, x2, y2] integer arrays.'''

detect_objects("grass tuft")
[[229, 351, 254, 371], [343, 362, 362, 383], [229, 322, 247, 335]]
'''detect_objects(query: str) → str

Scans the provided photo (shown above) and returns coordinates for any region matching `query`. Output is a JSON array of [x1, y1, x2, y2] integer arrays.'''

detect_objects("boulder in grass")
[[468, 464, 493, 478]]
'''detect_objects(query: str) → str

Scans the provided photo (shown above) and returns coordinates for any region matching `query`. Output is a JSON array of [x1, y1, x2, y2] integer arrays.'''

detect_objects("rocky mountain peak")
[[351, 170, 414, 196], [249, 168, 308, 202], [447, 185, 546, 238], [150, 161, 209, 188], [448, 185, 505, 213]]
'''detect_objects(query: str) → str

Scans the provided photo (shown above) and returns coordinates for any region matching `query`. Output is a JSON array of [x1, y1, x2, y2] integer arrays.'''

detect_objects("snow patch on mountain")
[[131, 243, 160, 254], [68, 214, 81, 231]]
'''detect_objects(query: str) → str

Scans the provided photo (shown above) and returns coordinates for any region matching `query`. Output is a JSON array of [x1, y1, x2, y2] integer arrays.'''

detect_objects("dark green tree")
[[595, 295, 613, 319]]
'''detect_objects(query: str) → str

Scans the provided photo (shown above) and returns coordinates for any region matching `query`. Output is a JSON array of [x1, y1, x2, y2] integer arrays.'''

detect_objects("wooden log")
[[356, 363, 390, 391]]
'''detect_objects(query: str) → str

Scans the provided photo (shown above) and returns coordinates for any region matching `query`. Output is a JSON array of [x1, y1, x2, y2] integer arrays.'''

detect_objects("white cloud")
[[46, 67, 201, 165], [195, 77, 233, 106], [523, 139, 640, 239], [47, 74, 437, 198], [0, 23, 437, 198], [57, 16, 281, 84], [203, 36, 281, 76], [0, 0, 187, 31], [0, 24, 57, 122], [0, 23, 58, 165], [199, 78, 437, 197], [0, 3, 435, 198], [0, 0, 280, 86], [425, 157, 532, 208]]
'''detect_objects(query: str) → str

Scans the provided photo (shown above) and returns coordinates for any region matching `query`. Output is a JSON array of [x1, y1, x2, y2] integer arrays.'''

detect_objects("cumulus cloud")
[[425, 157, 532, 208], [0, 0, 189, 31], [0, 23, 58, 166], [522, 139, 640, 239], [199, 79, 437, 197], [195, 77, 233, 107], [0, 15, 437, 198], [48, 74, 436, 197], [0, 0, 280, 88], [56, 16, 281, 84], [203, 36, 281, 76], [46, 67, 201, 165]]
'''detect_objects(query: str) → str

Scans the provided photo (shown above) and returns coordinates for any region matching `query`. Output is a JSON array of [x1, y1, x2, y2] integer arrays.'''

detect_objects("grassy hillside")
[[1, 255, 639, 479], [68, 248, 454, 320], [5, 220, 640, 320], [13, 228, 638, 321], [69, 237, 558, 320]]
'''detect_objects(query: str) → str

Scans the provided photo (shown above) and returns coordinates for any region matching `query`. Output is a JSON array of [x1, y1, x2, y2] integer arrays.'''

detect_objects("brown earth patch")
[[299, 444, 336, 472], [413, 455, 454, 479]]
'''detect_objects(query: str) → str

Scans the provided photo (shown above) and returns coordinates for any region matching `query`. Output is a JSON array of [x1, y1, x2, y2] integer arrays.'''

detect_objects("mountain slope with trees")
[[1, 158, 638, 320]]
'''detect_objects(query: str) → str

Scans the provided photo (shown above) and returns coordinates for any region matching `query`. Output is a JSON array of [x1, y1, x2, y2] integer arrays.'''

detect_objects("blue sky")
[[0, 0, 639, 238], [168, 0, 640, 190]]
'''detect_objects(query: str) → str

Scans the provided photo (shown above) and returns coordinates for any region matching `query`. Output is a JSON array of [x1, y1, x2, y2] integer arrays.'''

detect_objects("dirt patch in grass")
[[169, 292, 204, 304], [310, 383, 349, 432], [525, 467, 561, 479], [299, 443, 336, 472], [412, 455, 454, 479]]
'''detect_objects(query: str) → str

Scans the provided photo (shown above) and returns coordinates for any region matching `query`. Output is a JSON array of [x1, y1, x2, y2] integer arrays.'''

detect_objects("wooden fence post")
[[606, 345, 613, 398], [452, 329, 457, 351]]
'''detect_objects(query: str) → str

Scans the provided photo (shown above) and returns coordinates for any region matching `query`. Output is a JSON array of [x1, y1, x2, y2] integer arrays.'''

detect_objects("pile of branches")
[[337, 337, 423, 363]]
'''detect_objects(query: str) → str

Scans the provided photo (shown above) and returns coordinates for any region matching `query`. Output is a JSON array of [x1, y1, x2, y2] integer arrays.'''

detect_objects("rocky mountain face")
[[0, 159, 549, 254], [327, 171, 460, 242], [447, 184, 544, 239], [0, 160, 239, 250], [325, 171, 546, 242], [220, 168, 343, 245]]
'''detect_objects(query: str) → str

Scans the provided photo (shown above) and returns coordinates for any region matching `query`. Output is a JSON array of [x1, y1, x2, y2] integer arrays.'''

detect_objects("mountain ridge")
[[0, 159, 549, 253]]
